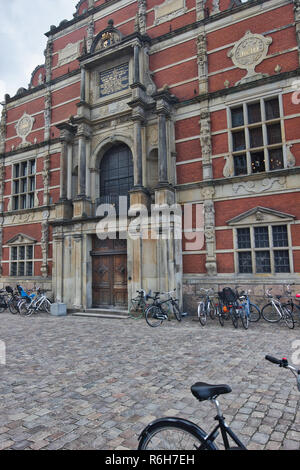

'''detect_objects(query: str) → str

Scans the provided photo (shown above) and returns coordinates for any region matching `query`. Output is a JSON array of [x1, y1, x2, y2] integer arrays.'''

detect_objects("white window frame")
[[12, 158, 36, 211], [227, 93, 287, 176], [234, 223, 293, 275]]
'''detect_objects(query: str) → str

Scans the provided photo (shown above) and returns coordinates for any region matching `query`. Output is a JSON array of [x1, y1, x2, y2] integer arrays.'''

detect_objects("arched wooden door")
[[92, 144, 133, 308]]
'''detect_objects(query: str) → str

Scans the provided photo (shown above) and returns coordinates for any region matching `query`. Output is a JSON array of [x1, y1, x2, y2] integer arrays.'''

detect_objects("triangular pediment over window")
[[7, 233, 37, 245], [227, 207, 296, 226]]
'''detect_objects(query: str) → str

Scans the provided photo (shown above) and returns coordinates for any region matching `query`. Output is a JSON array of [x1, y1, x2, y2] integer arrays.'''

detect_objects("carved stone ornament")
[[228, 30, 272, 85], [15, 113, 35, 146]]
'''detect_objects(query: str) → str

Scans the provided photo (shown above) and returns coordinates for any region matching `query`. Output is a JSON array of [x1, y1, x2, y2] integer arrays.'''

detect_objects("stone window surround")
[[226, 91, 288, 176], [233, 222, 293, 275], [7, 234, 37, 278]]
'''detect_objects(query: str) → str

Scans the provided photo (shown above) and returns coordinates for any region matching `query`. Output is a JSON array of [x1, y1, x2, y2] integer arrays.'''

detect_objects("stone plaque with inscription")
[[99, 64, 129, 98]]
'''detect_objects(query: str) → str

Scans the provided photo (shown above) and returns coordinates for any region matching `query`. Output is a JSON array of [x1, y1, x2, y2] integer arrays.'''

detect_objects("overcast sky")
[[0, 0, 77, 101]]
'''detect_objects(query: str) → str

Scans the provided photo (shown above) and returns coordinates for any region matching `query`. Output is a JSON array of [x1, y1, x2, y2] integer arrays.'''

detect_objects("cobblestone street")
[[0, 312, 299, 450]]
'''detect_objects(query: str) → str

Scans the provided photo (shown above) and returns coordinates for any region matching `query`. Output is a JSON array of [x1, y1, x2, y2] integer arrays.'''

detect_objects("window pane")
[[251, 152, 265, 173], [26, 262, 33, 277], [26, 245, 33, 259], [13, 180, 19, 194], [19, 246, 25, 260], [237, 228, 251, 248], [249, 127, 263, 148], [248, 102, 261, 124], [256, 251, 271, 273], [13, 196, 19, 211], [238, 252, 253, 273], [273, 225, 288, 247], [11, 262, 17, 276], [265, 98, 280, 120], [21, 178, 27, 193], [234, 155, 247, 176], [21, 195, 26, 209], [231, 107, 244, 127], [255, 227, 269, 248], [14, 164, 20, 178], [30, 177, 35, 191], [267, 123, 282, 145], [30, 160, 36, 174], [29, 193, 34, 208], [18, 262, 25, 277], [232, 131, 246, 151], [269, 148, 283, 171], [11, 247, 18, 260], [21, 162, 27, 177], [274, 250, 290, 273]]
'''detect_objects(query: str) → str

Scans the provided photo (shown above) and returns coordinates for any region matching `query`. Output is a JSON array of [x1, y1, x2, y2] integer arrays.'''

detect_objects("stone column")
[[67, 145, 73, 200], [78, 136, 87, 197], [158, 111, 168, 185], [58, 125, 75, 201], [53, 231, 64, 302], [200, 107, 213, 180], [133, 45, 141, 84], [80, 67, 86, 102], [294, 0, 300, 65], [73, 234, 83, 309], [133, 119, 143, 188], [202, 186, 217, 276]]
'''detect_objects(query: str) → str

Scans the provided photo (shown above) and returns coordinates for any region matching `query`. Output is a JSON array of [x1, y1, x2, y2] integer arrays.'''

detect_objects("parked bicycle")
[[281, 283, 300, 325], [128, 290, 148, 319], [138, 354, 300, 450], [18, 286, 52, 316], [197, 288, 217, 326], [216, 288, 241, 329], [145, 289, 184, 328], [234, 286, 261, 327], [0, 286, 21, 314], [261, 288, 295, 329]]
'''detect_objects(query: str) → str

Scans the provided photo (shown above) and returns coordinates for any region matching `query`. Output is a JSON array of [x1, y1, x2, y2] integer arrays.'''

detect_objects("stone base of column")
[[129, 186, 151, 208], [73, 197, 92, 219], [154, 184, 176, 205], [55, 200, 73, 220]]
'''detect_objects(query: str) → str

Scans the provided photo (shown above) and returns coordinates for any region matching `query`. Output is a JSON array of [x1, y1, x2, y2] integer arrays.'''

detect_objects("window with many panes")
[[229, 96, 284, 176], [236, 225, 291, 274], [10, 245, 34, 277], [12, 159, 36, 210]]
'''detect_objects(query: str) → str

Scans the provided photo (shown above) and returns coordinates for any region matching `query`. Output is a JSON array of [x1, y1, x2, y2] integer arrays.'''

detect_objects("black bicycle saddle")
[[191, 382, 232, 402]]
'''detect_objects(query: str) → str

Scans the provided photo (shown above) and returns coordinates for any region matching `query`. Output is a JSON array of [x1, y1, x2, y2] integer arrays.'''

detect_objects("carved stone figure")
[[223, 155, 234, 178]]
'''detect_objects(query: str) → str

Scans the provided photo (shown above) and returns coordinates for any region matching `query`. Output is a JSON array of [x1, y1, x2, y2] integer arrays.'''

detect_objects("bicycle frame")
[[198, 400, 246, 450]]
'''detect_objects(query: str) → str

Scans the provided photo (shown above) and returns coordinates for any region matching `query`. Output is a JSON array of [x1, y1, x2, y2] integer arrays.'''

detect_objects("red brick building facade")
[[0, 0, 299, 311]]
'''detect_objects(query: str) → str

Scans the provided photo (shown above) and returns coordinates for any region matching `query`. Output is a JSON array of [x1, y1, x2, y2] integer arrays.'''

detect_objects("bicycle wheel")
[[172, 302, 182, 322], [138, 419, 217, 450], [230, 307, 238, 329], [41, 299, 51, 313], [239, 306, 249, 330], [249, 303, 261, 322], [0, 295, 6, 313], [208, 299, 216, 320], [8, 298, 19, 314], [217, 304, 225, 326], [145, 305, 164, 327], [129, 298, 145, 319], [261, 303, 281, 323], [197, 302, 207, 326], [282, 306, 295, 329], [18, 300, 32, 316]]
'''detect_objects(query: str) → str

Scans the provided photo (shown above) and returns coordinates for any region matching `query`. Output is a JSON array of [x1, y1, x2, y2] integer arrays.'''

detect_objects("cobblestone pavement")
[[0, 312, 300, 450]]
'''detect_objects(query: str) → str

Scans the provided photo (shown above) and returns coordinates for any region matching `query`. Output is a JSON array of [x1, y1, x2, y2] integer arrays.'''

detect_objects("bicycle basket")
[[5, 286, 13, 294], [218, 287, 238, 304]]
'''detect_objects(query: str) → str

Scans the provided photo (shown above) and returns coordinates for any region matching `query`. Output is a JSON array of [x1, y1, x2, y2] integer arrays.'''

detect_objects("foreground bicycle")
[[18, 287, 52, 316], [138, 355, 300, 450]]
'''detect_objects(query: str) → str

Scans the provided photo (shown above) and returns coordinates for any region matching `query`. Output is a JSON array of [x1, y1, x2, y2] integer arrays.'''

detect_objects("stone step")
[[72, 308, 129, 320]]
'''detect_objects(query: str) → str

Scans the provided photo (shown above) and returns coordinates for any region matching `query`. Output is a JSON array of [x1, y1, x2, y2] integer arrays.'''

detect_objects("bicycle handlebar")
[[265, 355, 300, 392]]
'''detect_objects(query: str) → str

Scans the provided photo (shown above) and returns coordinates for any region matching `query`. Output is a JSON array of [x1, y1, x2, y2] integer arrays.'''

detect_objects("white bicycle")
[[18, 288, 52, 316]]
